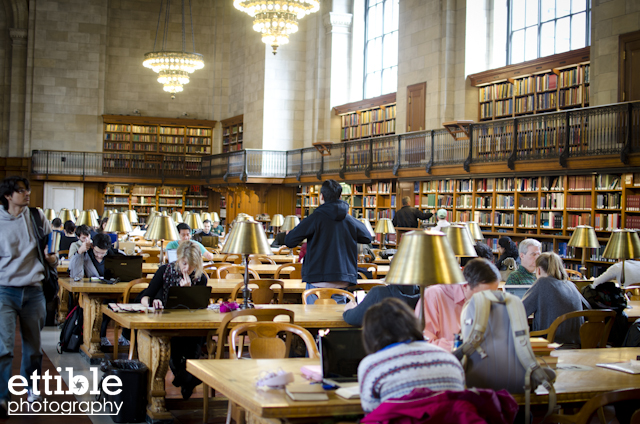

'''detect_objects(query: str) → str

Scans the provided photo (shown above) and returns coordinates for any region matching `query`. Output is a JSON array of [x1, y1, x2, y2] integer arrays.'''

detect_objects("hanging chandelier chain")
[[181, 0, 186, 52], [189, 0, 196, 53], [152, 0, 165, 52], [162, 0, 171, 52]]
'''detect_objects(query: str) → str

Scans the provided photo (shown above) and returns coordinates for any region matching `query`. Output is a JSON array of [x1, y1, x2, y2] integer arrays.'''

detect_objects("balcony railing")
[[32, 101, 640, 180]]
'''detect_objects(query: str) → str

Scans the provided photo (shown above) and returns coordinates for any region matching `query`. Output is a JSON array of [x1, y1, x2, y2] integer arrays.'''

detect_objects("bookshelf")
[[157, 186, 184, 214], [221, 115, 243, 153], [131, 185, 157, 221], [185, 185, 209, 212], [104, 184, 130, 213], [333, 93, 397, 142]]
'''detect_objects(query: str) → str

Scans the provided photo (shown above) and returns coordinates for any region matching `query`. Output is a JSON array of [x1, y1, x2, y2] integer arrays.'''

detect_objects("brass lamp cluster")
[[602, 229, 640, 286], [144, 214, 179, 264], [374, 218, 395, 250], [568, 225, 600, 277]]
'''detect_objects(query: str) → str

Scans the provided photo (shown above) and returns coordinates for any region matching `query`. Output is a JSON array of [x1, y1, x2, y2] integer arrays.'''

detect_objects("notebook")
[[164, 286, 211, 309], [103, 255, 143, 282], [319, 328, 367, 386]]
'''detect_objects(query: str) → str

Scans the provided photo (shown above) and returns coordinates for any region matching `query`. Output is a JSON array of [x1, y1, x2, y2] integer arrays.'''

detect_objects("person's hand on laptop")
[[141, 295, 164, 309]]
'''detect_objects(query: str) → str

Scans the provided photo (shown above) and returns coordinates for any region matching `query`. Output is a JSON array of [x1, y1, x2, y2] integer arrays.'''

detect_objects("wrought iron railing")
[[32, 101, 640, 181]]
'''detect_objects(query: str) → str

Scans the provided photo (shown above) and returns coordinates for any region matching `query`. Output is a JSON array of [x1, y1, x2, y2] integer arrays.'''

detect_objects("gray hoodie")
[[0, 206, 50, 287]]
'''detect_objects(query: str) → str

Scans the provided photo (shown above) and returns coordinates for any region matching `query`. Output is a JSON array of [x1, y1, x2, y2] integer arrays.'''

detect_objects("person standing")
[[0, 176, 58, 416], [392, 196, 434, 228], [285, 179, 371, 302]]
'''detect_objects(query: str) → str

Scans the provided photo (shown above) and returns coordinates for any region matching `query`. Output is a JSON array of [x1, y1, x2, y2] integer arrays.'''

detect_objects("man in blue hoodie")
[[285, 179, 372, 303]]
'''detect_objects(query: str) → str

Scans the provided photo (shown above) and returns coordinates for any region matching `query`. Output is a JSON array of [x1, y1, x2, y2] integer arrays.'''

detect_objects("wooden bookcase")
[[185, 185, 209, 212], [157, 186, 184, 214], [334, 93, 397, 142], [221, 115, 243, 153]]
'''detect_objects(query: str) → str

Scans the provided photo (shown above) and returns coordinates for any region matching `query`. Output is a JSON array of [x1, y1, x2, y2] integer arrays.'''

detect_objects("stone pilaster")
[[8, 28, 27, 157]]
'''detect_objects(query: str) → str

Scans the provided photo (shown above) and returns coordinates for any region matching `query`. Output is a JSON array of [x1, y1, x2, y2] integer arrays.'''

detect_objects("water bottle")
[[453, 333, 463, 350]]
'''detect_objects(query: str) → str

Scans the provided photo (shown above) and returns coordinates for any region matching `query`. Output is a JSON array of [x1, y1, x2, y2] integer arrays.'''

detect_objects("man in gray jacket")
[[0, 176, 57, 416]]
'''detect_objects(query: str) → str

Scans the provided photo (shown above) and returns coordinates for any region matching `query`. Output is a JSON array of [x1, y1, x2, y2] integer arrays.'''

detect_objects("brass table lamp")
[[125, 210, 139, 226], [210, 212, 221, 223], [44, 209, 56, 221], [171, 211, 184, 224], [102, 209, 113, 220], [144, 216, 179, 264], [90, 209, 100, 223], [465, 221, 484, 241], [76, 210, 99, 228], [72, 208, 80, 219], [443, 224, 478, 258], [374, 218, 395, 250], [58, 208, 76, 223], [184, 212, 204, 231], [235, 213, 251, 223], [358, 218, 376, 237], [270, 214, 285, 236], [105, 212, 133, 250], [385, 230, 466, 328], [568, 225, 600, 278], [602, 229, 640, 286], [221, 220, 272, 309], [280, 215, 300, 256], [200, 212, 212, 222]]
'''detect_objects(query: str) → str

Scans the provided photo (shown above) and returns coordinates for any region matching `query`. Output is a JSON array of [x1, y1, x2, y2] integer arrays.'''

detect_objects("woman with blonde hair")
[[522, 252, 584, 346], [138, 240, 207, 399]]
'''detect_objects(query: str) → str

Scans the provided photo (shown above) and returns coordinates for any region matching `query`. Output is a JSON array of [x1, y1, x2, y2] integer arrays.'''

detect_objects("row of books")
[[130, 196, 155, 205], [495, 82, 513, 100], [360, 121, 395, 137], [104, 142, 130, 150], [625, 216, 640, 229], [596, 193, 621, 209], [456, 211, 472, 221], [185, 199, 208, 207], [594, 213, 621, 231], [475, 196, 492, 208], [105, 124, 131, 132], [361, 109, 387, 124], [568, 175, 593, 190], [476, 178, 494, 192], [480, 103, 493, 119], [494, 212, 514, 226], [516, 178, 538, 192], [104, 196, 129, 205], [515, 96, 534, 114], [542, 176, 565, 191], [132, 134, 156, 142], [518, 196, 538, 209], [474, 211, 492, 225], [627, 195, 640, 211], [496, 194, 515, 209], [303, 198, 320, 206], [567, 213, 591, 227], [496, 178, 516, 191], [566, 194, 591, 209], [186, 128, 211, 136], [187, 146, 211, 154], [186, 137, 209, 145], [495, 99, 513, 117], [105, 185, 130, 194], [558, 87, 583, 107], [159, 127, 185, 135], [536, 73, 557, 92], [559, 67, 585, 88], [133, 143, 156, 152], [536, 92, 557, 110], [160, 145, 185, 153], [158, 199, 183, 206], [105, 133, 130, 141], [479, 86, 492, 102], [456, 180, 473, 192], [159, 136, 183, 144], [541, 193, 565, 209], [158, 187, 183, 196], [514, 76, 535, 96], [132, 186, 156, 195], [596, 175, 621, 190], [518, 212, 538, 228], [540, 212, 564, 228], [131, 125, 156, 134], [438, 195, 454, 207], [363, 196, 377, 207], [341, 113, 359, 127], [456, 195, 473, 208]]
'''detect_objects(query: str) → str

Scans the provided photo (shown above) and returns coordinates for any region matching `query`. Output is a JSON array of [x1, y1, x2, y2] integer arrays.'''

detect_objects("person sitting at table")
[[433, 208, 450, 232], [522, 252, 584, 347], [138, 241, 208, 400], [192, 219, 222, 244], [166, 222, 214, 261], [414, 258, 500, 350], [358, 297, 465, 413], [210, 220, 223, 236], [343, 284, 420, 326], [69, 224, 92, 257], [495, 236, 520, 271], [593, 259, 640, 288], [51, 217, 62, 231], [59, 220, 78, 252], [505, 238, 541, 285], [460, 241, 494, 267]]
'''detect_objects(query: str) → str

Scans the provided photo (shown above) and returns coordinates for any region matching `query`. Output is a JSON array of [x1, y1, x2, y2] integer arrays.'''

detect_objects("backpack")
[[582, 282, 628, 346], [623, 318, 640, 347], [57, 306, 83, 353], [499, 257, 517, 282], [455, 291, 556, 424]]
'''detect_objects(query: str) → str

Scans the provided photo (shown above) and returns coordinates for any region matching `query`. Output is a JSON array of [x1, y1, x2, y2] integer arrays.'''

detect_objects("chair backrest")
[[371, 248, 382, 259], [292, 246, 301, 256], [211, 308, 295, 360], [143, 253, 160, 264], [355, 282, 386, 291], [302, 288, 356, 305], [230, 279, 284, 304], [222, 254, 243, 264], [229, 322, 319, 359], [205, 247, 220, 255], [565, 269, 584, 280], [274, 263, 303, 279], [122, 278, 152, 303], [249, 255, 276, 265], [545, 309, 616, 348], [357, 272, 368, 279], [277, 246, 291, 255], [360, 263, 378, 279], [545, 388, 640, 424], [58, 249, 69, 259], [217, 265, 259, 280]]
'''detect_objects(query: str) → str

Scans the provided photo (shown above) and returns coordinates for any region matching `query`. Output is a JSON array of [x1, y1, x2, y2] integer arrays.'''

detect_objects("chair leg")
[[225, 401, 232, 424], [203, 384, 209, 423], [113, 324, 120, 358], [128, 330, 137, 360], [597, 406, 606, 424]]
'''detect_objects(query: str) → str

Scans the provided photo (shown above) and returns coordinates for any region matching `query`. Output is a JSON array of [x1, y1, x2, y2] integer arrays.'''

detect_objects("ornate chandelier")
[[143, 0, 204, 97], [234, 0, 320, 54]]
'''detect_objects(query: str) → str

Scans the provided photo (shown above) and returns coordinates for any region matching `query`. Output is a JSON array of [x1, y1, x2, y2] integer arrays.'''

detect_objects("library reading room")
[[1, 0, 640, 423]]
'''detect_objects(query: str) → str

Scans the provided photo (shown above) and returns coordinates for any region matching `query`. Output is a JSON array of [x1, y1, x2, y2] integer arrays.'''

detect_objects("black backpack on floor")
[[57, 306, 83, 353]]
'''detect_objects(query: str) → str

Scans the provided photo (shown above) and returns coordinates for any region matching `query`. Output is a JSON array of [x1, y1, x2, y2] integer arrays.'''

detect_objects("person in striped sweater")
[[357, 297, 465, 413]]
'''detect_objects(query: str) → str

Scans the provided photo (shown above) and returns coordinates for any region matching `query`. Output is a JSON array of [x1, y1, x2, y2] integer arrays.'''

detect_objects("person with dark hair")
[[391, 196, 434, 228], [166, 223, 214, 260], [0, 176, 58, 413], [358, 298, 465, 413], [496, 236, 520, 270], [415, 258, 500, 350], [59, 220, 78, 251], [343, 284, 420, 326], [69, 224, 92, 257], [51, 217, 62, 231], [285, 179, 371, 302], [192, 218, 223, 243], [460, 241, 494, 267]]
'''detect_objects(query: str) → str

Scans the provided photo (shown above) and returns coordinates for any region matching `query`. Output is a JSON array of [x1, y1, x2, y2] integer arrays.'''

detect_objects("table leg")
[[138, 330, 173, 423], [58, 286, 69, 324], [79, 293, 105, 364]]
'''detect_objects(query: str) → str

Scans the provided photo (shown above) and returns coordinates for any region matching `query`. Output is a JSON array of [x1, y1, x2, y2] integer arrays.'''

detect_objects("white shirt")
[[434, 219, 450, 232], [593, 260, 640, 287]]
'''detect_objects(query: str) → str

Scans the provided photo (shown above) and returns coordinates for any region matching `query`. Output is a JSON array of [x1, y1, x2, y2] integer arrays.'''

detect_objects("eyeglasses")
[[16, 189, 31, 194]]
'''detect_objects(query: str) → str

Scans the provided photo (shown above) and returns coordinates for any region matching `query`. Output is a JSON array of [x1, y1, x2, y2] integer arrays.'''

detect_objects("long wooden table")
[[57, 260, 160, 274], [249, 264, 389, 277], [104, 304, 352, 424], [187, 348, 640, 422]]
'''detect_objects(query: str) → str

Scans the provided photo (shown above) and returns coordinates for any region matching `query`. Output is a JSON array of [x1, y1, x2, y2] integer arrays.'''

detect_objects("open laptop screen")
[[320, 328, 367, 384]]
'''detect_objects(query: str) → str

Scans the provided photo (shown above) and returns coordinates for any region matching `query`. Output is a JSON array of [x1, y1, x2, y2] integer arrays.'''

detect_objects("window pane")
[[365, 71, 382, 98], [367, 4, 383, 40], [541, 0, 555, 22], [384, 0, 398, 33], [571, 12, 586, 50], [572, 0, 586, 13], [383, 31, 398, 68], [556, 16, 570, 53], [540, 21, 555, 56], [366, 38, 382, 73], [557, 0, 570, 17], [382, 67, 397, 95], [525, 26, 538, 60], [512, 0, 525, 30], [512, 30, 525, 63], [525, 0, 538, 27], [369, 0, 382, 5]]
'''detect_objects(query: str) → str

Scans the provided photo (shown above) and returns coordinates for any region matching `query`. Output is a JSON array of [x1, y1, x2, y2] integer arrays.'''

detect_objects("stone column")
[[8, 28, 27, 158]]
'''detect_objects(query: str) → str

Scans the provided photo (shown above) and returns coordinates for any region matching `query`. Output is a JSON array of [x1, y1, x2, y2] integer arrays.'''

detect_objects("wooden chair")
[[143, 254, 160, 264], [530, 309, 616, 349], [229, 322, 319, 359], [277, 245, 291, 255], [205, 247, 220, 255], [203, 308, 295, 423], [222, 254, 243, 264], [274, 263, 303, 279], [249, 255, 276, 265], [229, 279, 284, 304], [355, 281, 386, 291], [112, 278, 151, 359], [292, 246, 301, 256], [565, 269, 584, 280], [302, 288, 356, 305], [371, 248, 383, 259], [359, 263, 378, 279], [58, 249, 69, 259], [625, 284, 640, 301], [544, 388, 640, 424], [216, 265, 259, 280], [358, 272, 369, 279]]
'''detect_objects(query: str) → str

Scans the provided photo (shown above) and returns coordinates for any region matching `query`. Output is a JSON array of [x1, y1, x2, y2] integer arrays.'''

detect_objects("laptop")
[[200, 235, 219, 248], [319, 328, 367, 386], [164, 286, 212, 309], [167, 249, 178, 263], [104, 255, 143, 282], [503, 285, 532, 299]]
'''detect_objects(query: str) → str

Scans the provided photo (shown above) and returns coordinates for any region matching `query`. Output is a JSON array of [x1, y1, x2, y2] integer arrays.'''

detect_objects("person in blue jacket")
[[285, 179, 372, 303]]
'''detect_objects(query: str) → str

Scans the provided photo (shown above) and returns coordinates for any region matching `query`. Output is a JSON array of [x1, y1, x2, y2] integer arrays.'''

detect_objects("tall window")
[[509, 0, 590, 64], [364, 0, 399, 99]]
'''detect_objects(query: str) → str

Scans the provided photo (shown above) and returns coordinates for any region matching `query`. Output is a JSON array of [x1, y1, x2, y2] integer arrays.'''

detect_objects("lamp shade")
[[105, 212, 133, 233], [200, 212, 212, 222], [221, 220, 272, 255], [145, 216, 179, 241], [44, 209, 56, 221], [146, 211, 161, 229], [374, 218, 395, 235], [124, 210, 139, 225], [466, 221, 484, 241], [102, 209, 113, 220], [235, 213, 251, 223], [385, 230, 465, 286], [76, 210, 99, 227], [568, 225, 600, 249], [90, 209, 99, 222], [210, 212, 221, 222], [443, 224, 477, 257], [603, 229, 640, 260], [171, 211, 184, 223], [270, 214, 285, 227], [184, 212, 204, 230], [58, 209, 76, 223], [72, 208, 80, 219], [358, 218, 376, 237], [280, 215, 300, 232]]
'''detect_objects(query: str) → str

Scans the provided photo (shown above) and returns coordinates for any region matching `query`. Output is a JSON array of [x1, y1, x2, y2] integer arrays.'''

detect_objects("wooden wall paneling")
[[406, 82, 426, 132], [397, 181, 414, 209], [619, 30, 640, 102], [29, 181, 44, 208], [83, 182, 105, 212], [263, 186, 297, 217]]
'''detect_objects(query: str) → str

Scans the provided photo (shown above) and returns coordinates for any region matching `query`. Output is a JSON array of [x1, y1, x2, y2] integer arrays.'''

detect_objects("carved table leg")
[[138, 330, 173, 423], [79, 293, 105, 364]]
